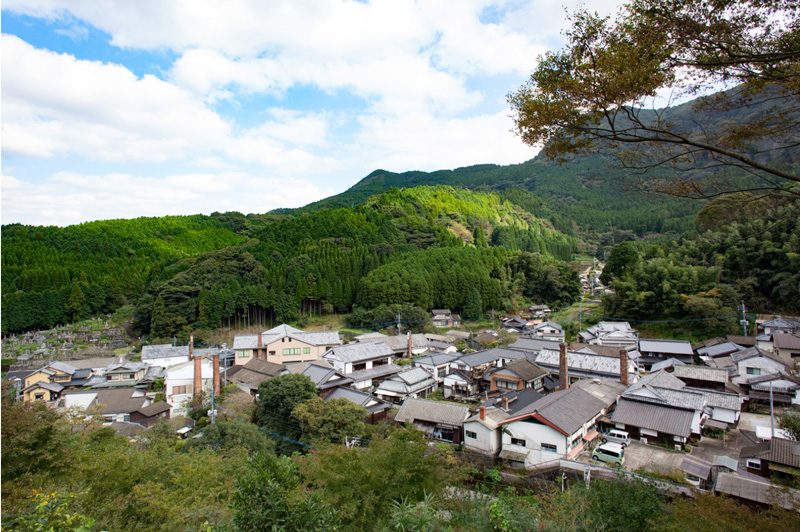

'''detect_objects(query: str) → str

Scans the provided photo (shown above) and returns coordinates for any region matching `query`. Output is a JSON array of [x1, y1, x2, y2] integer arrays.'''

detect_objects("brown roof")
[[93, 389, 148, 415], [773, 332, 800, 350], [726, 335, 757, 347], [135, 401, 171, 417], [243, 358, 288, 376], [751, 438, 800, 468], [495, 359, 549, 382]]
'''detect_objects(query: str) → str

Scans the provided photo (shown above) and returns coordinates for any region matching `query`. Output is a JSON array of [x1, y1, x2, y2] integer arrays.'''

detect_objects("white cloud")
[[1, 34, 231, 162], [1, 171, 335, 226]]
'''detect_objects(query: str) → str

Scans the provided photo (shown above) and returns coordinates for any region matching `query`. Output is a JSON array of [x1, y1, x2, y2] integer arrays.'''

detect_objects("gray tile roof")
[[611, 398, 694, 438], [395, 398, 470, 426], [535, 348, 632, 378], [697, 342, 744, 358], [639, 338, 694, 356], [414, 352, 459, 367], [508, 337, 561, 353], [685, 388, 741, 411], [455, 348, 525, 368], [325, 387, 389, 414], [650, 358, 686, 372], [673, 364, 729, 384], [625, 385, 707, 410], [325, 342, 394, 363], [762, 317, 800, 329], [504, 387, 608, 435], [233, 324, 341, 350], [376, 367, 437, 395], [348, 364, 403, 382]]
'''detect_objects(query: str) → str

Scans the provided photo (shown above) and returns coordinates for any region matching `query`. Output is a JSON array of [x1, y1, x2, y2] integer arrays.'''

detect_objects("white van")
[[593, 442, 625, 466], [601, 429, 631, 447]]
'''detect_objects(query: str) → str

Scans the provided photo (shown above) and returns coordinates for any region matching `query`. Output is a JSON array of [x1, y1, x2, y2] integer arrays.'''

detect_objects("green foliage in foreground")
[[2, 396, 797, 531]]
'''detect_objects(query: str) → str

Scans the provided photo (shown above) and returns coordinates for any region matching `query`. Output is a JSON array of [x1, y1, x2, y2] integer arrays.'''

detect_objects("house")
[[163, 354, 221, 416], [740, 371, 800, 406], [649, 358, 686, 372], [697, 341, 747, 361], [497, 379, 625, 467], [228, 358, 289, 395], [432, 309, 461, 328], [21, 361, 92, 402], [395, 398, 470, 443], [348, 364, 404, 391], [672, 365, 731, 392], [772, 332, 800, 369], [529, 321, 565, 342], [729, 347, 789, 386], [528, 305, 552, 319], [288, 360, 353, 396], [233, 324, 341, 366], [374, 367, 437, 403], [130, 401, 171, 427], [486, 359, 549, 393], [91, 360, 148, 389], [638, 339, 695, 370], [758, 316, 800, 336], [62, 388, 152, 422], [443, 370, 479, 399], [501, 315, 530, 333], [446, 330, 471, 342], [450, 348, 526, 374], [324, 386, 390, 423], [473, 330, 499, 346], [323, 342, 395, 375], [414, 352, 459, 382], [463, 389, 544, 455], [578, 321, 638, 348], [741, 437, 800, 482]]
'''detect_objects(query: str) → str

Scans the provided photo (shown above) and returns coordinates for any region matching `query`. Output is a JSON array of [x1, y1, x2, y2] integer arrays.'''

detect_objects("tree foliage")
[[509, 0, 800, 198], [292, 397, 367, 445], [254, 374, 318, 452]]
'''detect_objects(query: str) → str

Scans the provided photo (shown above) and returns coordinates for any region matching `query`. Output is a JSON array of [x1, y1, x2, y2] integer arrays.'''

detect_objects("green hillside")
[[2, 187, 580, 337]]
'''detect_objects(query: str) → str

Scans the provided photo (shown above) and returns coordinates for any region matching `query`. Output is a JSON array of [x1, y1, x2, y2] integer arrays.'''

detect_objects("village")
[[6, 306, 800, 512]]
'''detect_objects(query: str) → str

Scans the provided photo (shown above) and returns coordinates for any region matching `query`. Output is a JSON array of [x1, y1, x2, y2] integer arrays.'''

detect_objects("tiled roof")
[[325, 387, 389, 414], [773, 332, 800, 350], [508, 337, 561, 353], [697, 342, 744, 358], [135, 401, 171, 417], [639, 338, 694, 356], [414, 353, 459, 367], [324, 342, 394, 363], [395, 398, 470, 426], [762, 317, 800, 329], [503, 387, 607, 435], [673, 364, 729, 383], [535, 348, 632, 378], [611, 398, 694, 438], [454, 348, 524, 368], [650, 358, 686, 372], [465, 406, 509, 429], [492, 359, 549, 382], [348, 364, 403, 382], [233, 324, 341, 350]]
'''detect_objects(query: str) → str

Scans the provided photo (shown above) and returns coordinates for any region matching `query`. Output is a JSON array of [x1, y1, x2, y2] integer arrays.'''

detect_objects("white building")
[[164, 358, 214, 416]]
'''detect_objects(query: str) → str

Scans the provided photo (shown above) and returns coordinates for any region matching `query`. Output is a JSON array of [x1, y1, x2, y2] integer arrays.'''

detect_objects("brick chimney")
[[559, 343, 569, 390], [213, 353, 220, 396], [189, 335, 194, 360], [480, 406, 486, 420], [619, 348, 629, 386], [407, 332, 412, 358], [193, 354, 202, 400]]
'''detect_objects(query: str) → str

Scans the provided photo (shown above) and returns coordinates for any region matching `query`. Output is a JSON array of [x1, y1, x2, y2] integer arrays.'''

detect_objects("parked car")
[[592, 442, 625, 467], [601, 429, 631, 447]]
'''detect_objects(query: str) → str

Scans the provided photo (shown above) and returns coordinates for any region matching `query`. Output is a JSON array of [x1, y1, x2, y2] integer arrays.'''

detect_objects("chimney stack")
[[407, 332, 412, 358], [559, 343, 569, 390], [480, 406, 486, 420], [213, 353, 221, 396], [193, 354, 202, 400], [189, 335, 194, 360], [502, 396, 509, 411], [619, 349, 629, 386]]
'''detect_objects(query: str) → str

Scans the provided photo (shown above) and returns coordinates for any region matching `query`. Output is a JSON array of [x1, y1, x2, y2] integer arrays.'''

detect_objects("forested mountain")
[[2, 187, 579, 337]]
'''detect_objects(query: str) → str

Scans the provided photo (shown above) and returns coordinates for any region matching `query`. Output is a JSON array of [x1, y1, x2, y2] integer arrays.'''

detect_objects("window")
[[303, 347, 311, 354], [496, 379, 517, 390], [511, 437, 526, 447], [172, 385, 189, 395], [353, 363, 367, 371], [466, 430, 477, 439], [541, 443, 558, 452], [34, 393, 45, 401], [437, 368, 448, 378], [282, 348, 301, 355], [373, 358, 388, 367], [746, 367, 761, 376], [238, 351, 251, 358], [746, 458, 762, 469]]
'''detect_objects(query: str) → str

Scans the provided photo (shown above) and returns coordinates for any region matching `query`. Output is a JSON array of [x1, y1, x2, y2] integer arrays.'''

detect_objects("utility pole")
[[740, 301, 748, 336], [579, 297, 584, 332], [396, 313, 402, 336], [769, 380, 775, 440]]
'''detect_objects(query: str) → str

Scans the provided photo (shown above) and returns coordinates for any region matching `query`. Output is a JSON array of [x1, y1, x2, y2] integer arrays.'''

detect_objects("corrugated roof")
[[681, 458, 711, 479], [395, 398, 470, 426], [714, 472, 800, 510], [750, 437, 800, 468], [639, 338, 694, 356], [611, 398, 694, 438], [325, 342, 394, 363]]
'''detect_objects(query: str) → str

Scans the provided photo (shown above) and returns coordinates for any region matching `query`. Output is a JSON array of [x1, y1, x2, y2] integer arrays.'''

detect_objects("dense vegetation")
[[3, 390, 796, 531], [602, 199, 800, 336], [2, 187, 579, 337]]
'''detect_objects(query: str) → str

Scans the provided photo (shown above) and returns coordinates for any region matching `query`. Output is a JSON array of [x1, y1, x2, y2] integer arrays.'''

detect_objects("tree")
[[292, 397, 367, 445], [778, 411, 800, 440], [509, 0, 800, 199], [463, 287, 483, 320], [254, 374, 317, 452], [601, 242, 641, 284], [66, 281, 85, 322]]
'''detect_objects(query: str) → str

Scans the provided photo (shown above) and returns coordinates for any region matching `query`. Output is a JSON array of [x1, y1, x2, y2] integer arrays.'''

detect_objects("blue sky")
[[1, 0, 623, 226]]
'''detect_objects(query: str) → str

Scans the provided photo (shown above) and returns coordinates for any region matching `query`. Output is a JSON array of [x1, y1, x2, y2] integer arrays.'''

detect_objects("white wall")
[[143, 355, 188, 369], [502, 419, 567, 467], [710, 407, 738, 424], [463, 420, 500, 454], [733, 357, 786, 385]]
